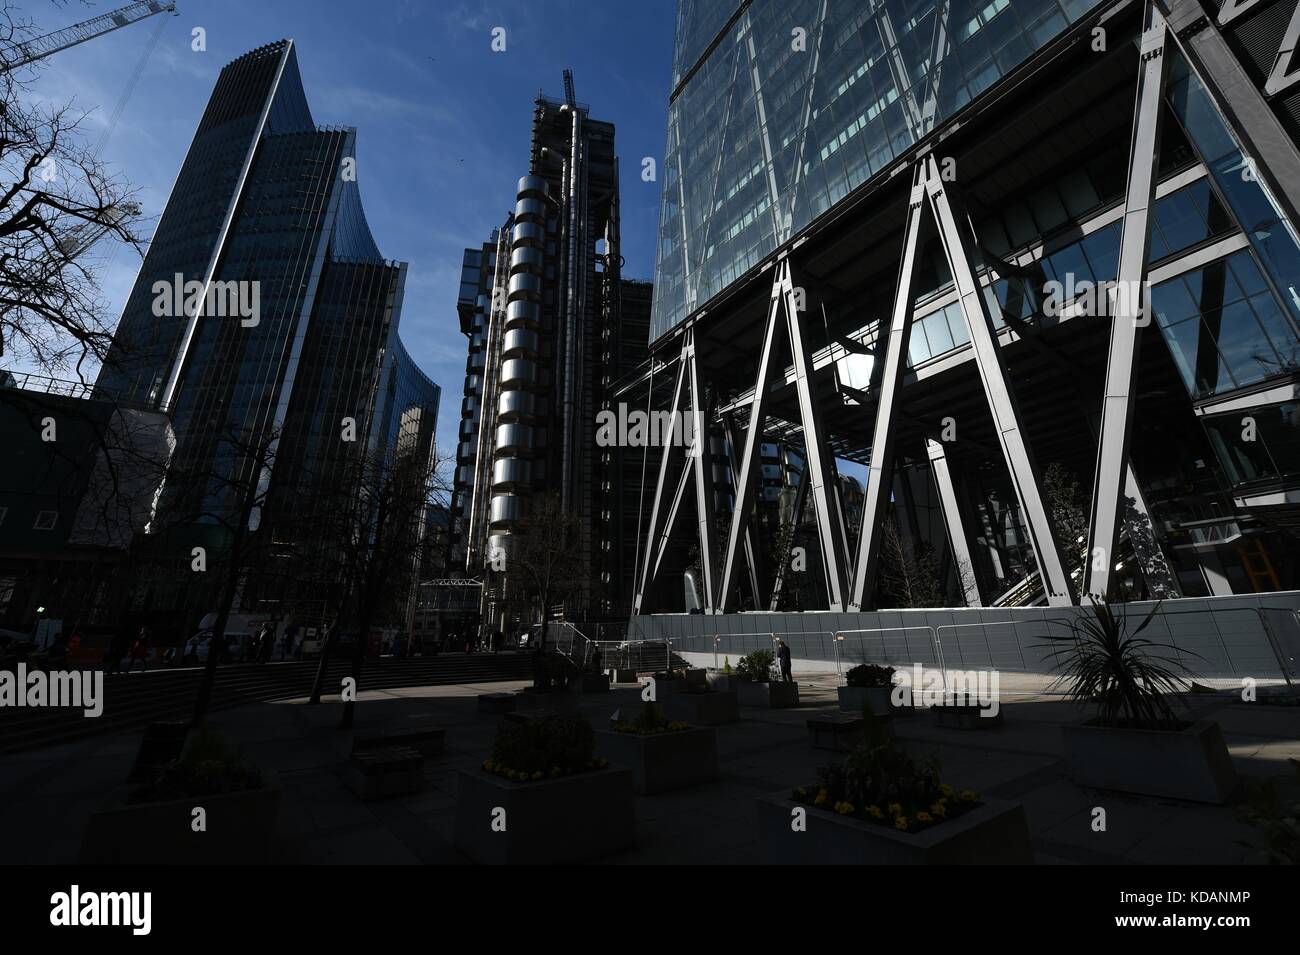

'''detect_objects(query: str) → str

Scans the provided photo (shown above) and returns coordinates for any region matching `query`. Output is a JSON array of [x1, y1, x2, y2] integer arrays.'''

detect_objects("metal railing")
[[629, 602, 1299, 698]]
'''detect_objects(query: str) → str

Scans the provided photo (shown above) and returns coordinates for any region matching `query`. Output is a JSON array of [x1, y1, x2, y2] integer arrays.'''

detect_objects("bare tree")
[[504, 492, 581, 669], [877, 514, 944, 609], [168, 425, 279, 727], [0, 6, 143, 383], [298, 439, 443, 726]]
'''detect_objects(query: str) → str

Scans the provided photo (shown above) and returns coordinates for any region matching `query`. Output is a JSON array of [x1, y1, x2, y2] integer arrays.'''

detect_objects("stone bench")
[[353, 724, 445, 758], [514, 688, 579, 714], [345, 745, 423, 800], [663, 690, 739, 726], [806, 713, 893, 751], [932, 704, 1003, 729], [478, 692, 516, 714]]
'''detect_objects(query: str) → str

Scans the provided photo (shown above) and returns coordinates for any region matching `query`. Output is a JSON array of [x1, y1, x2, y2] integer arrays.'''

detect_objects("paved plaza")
[[3, 673, 1297, 865]]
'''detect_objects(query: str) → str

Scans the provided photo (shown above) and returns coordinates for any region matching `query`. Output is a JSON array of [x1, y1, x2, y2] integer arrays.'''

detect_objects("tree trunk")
[[191, 529, 245, 728], [340, 603, 372, 729], [308, 625, 337, 705]]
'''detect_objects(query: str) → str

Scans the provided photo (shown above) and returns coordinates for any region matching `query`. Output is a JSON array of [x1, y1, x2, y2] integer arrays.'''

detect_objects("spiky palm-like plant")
[[1038, 597, 1196, 729]]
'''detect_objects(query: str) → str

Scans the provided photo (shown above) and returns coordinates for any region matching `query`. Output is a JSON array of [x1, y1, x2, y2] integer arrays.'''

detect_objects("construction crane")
[[5, 1, 177, 71], [562, 68, 576, 107]]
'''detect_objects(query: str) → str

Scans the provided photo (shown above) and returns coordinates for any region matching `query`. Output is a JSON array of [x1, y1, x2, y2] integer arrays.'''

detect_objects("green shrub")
[[845, 663, 895, 688], [723, 657, 732, 674], [491, 714, 594, 777], [737, 649, 775, 683]]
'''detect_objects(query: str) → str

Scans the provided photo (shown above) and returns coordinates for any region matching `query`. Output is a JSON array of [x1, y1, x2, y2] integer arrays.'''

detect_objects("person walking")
[[127, 627, 149, 673], [776, 638, 793, 684], [103, 625, 130, 675]]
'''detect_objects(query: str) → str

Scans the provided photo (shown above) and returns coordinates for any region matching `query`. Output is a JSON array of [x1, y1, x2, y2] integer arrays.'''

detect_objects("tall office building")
[[95, 40, 438, 624], [632, 0, 1300, 618], [448, 87, 651, 629]]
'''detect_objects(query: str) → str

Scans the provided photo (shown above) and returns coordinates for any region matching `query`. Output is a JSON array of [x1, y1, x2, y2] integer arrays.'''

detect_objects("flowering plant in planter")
[[482, 714, 607, 782], [790, 709, 981, 833], [612, 702, 690, 736], [127, 724, 264, 804], [845, 663, 896, 689], [736, 649, 776, 683]]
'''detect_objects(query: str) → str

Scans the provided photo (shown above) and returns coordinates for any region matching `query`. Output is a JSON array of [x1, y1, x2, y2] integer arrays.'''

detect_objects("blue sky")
[[31, 0, 676, 443]]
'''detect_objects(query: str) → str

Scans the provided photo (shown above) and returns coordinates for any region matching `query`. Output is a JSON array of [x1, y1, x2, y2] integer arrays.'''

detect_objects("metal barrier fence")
[[625, 603, 1299, 695]]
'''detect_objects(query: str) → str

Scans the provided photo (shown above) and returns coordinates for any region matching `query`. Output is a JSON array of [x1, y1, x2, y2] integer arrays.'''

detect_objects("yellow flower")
[[894, 816, 909, 831], [865, 805, 884, 818], [835, 801, 856, 816], [916, 811, 933, 823], [929, 802, 947, 817], [814, 789, 828, 807], [960, 789, 978, 802], [551, 766, 563, 778], [532, 771, 544, 781], [939, 784, 954, 798], [793, 787, 807, 799], [887, 802, 902, 816], [482, 760, 493, 771]]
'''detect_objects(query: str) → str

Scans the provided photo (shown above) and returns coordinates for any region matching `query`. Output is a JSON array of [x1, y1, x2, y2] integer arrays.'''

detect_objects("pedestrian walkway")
[[1, 673, 1295, 864]]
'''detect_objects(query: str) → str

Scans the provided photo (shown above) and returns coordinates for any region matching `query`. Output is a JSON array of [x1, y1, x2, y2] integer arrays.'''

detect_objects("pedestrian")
[[776, 638, 792, 683], [591, 644, 603, 673], [103, 625, 129, 675], [127, 627, 149, 672], [259, 623, 274, 663]]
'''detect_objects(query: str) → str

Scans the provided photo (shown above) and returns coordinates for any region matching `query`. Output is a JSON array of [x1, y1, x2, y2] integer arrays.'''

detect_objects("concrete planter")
[[594, 727, 718, 794], [706, 671, 738, 692], [514, 688, 579, 714], [79, 782, 281, 864], [1061, 718, 1238, 804], [454, 766, 634, 864], [838, 685, 913, 716], [577, 673, 610, 693], [683, 668, 707, 690], [610, 668, 638, 684], [664, 690, 739, 726], [738, 680, 799, 708], [757, 792, 1032, 865]]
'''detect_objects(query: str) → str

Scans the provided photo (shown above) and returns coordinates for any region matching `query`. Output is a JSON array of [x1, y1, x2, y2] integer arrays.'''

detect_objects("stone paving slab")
[[1, 674, 1296, 865]]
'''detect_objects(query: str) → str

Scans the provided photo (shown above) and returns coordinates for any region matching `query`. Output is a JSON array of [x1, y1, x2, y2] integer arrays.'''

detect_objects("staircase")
[[0, 653, 534, 755]]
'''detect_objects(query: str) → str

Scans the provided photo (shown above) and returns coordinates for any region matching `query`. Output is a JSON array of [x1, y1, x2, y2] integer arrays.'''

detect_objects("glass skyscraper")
[[95, 40, 438, 622], [632, 0, 1300, 620], [652, 0, 1104, 341]]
